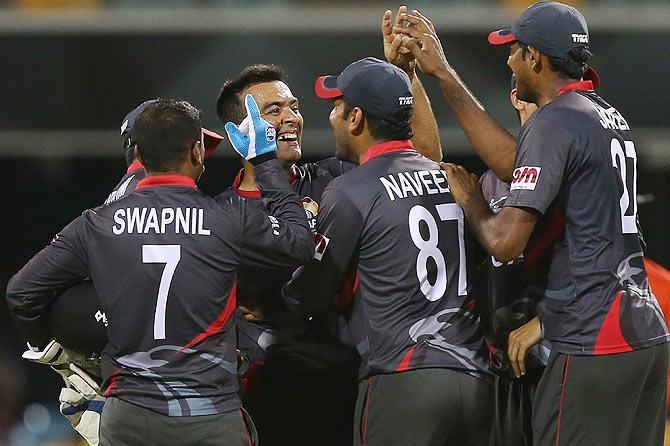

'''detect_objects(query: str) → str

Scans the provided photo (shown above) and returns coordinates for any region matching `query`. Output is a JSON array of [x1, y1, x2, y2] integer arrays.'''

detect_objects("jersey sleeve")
[[239, 157, 315, 267], [504, 118, 575, 214], [5, 214, 90, 348], [282, 183, 364, 318]]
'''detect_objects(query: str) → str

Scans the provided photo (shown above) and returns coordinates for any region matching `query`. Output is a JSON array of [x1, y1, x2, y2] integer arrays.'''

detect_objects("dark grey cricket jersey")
[[479, 170, 561, 373], [224, 158, 355, 368], [284, 140, 489, 380], [505, 81, 669, 355], [6, 157, 314, 416], [104, 161, 146, 205]]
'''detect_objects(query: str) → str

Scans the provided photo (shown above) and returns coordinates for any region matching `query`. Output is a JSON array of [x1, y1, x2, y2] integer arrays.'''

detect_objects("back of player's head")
[[216, 64, 286, 125], [133, 99, 202, 173], [315, 57, 414, 142]]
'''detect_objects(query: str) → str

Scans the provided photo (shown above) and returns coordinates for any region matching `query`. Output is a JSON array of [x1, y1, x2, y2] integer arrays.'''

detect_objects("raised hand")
[[394, 10, 450, 78], [382, 6, 416, 74], [225, 94, 277, 161]]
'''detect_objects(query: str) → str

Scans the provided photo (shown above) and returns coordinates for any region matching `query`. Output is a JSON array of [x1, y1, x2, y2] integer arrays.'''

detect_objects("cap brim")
[[584, 66, 600, 90], [315, 75, 343, 99], [488, 29, 517, 45], [203, 127, 224, 159]]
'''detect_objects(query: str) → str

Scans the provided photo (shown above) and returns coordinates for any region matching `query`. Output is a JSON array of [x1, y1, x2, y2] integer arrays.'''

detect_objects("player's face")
[[241, 81, 303, 167], [329, 98, 355, 163], [507, 42, 536, 105]]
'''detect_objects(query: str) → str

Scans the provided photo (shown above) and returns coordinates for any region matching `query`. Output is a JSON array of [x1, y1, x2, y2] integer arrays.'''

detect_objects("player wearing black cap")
[[399, 3, 669, 445], [213, 8, 443, 446], [6, 98, 313, 446], [283, 57, 491, 446]]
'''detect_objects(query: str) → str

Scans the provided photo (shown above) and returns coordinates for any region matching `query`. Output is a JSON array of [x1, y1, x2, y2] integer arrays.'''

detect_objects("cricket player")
[[283, 57, 492, 446], [398, 3, 669, 444], [6, 98, 314, 445]]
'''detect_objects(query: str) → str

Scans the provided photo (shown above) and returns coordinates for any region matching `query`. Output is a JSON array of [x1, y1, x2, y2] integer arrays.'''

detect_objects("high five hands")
[[390, 8, 451, 78]]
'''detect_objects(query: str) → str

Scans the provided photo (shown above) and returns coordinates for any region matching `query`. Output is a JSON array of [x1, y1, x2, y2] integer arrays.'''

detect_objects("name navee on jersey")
[[112, 207, 211, 235], [510, 166, 541, 191], [379, 169, 450, 201], [593, 104, 630, 131]]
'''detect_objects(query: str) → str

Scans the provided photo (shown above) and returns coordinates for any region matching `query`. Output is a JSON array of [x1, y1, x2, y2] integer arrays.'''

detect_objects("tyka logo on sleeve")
[[510, 166, 541, 191]]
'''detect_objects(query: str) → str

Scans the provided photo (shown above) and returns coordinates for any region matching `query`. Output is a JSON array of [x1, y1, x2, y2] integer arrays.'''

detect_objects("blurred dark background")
[[0, 1, 668, 444]]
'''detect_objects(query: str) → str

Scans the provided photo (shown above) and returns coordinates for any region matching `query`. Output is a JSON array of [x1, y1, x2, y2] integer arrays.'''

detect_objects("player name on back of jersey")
[[112, 207, 211, 235], [379, 169, 450, 201]]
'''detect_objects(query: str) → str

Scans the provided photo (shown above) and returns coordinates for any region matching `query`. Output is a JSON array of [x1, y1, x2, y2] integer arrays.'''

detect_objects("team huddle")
[[6, 3, 669, 446]]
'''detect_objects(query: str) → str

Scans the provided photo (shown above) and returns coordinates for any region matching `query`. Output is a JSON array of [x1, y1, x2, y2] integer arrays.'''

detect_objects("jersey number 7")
[[142, 245, 182, 340], [409, 203, 467, 301]]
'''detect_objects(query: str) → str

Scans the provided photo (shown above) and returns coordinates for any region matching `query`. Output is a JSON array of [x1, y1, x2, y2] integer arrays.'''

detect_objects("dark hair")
[[216, 64, 286, 125], [548, 46, 593, 79], [133, 99, 202, 173], [520, 42, 593, 80], [342, 101, 413, 142]]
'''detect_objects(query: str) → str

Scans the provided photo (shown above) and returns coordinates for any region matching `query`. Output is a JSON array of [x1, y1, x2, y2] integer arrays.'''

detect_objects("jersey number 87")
[[409, 203, 467, 301]]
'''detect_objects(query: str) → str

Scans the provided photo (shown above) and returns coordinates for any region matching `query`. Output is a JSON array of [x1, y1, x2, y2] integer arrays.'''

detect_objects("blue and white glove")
[[225, 94, 277, 161]]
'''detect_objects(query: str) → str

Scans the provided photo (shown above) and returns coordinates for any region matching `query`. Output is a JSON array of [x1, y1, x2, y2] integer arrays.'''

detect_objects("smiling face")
[[241, 81, 303, 167]]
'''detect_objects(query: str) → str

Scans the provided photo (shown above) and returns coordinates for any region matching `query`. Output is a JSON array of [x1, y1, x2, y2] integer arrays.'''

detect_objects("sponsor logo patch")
[[313, 233, 330, 261], [398, 96, 413, 106], [266, 126, 276, 142], [510, 166, 541, 191]]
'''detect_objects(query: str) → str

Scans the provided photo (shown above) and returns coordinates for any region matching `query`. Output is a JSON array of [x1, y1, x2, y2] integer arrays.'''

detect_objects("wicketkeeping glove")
[[225, 94, 277, 161], [59, 363, 104, 446], [22, 340, 104, 445], [22, 339, 102, 382]]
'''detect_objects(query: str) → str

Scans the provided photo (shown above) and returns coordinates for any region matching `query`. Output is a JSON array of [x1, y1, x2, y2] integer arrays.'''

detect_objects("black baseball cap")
[[314, 57, 413, 125], [488, 2, 589, 59], [120, 99, 225, 159]]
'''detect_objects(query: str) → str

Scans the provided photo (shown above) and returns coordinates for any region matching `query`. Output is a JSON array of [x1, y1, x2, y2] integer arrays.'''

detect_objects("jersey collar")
[[559, 80, 594, 95], [136, 174, 197, 190], [127, 160, 144, 174], [232, 169, 261, 198], [360, 140, 415, 165]]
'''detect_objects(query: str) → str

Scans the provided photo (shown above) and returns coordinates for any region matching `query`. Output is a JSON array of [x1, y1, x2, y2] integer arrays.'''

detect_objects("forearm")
[[459, 193, 525, 262], [409, 71, 442, 162], [435, 67, 517, 180], [252, 156, 314, 264]]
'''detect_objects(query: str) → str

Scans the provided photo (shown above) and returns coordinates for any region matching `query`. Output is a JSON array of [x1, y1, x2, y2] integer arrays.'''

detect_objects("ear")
[[510, 88, 525, 111], [190, 140, 203, 165], [133, 146, 141, 163], [348, 107, 365, 135], [528, 46, 543, 73]]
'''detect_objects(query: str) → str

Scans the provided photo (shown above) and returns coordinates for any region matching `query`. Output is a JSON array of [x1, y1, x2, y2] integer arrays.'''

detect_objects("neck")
[[356, 137, 386, 165], [144, 167, 197, 182], [536, 76, 581, 108]]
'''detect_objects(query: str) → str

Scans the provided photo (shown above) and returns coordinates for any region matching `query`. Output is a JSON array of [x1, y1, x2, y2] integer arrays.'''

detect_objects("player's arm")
[[445, 118, 571, 261], [6, 216, 89, 349], [395, 10, 517, 180], [223, 94, 314, 266], [238, 158, 314, 266], [281, 185, 363, 320], [382, 7, 442, 162], [444, 163, 539, 262]]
